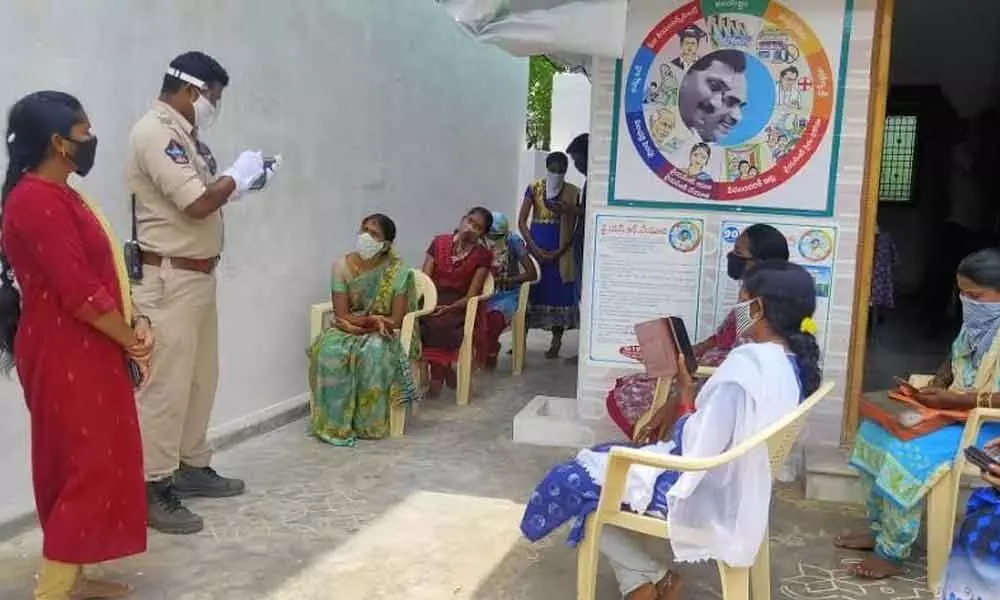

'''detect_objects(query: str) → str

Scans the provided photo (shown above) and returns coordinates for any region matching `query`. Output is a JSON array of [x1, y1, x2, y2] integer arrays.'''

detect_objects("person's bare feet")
[[625, 572, 683, 600], [848, 555, 902, 579], [656, 571, 683, 600], [71, 577, 133, 599], [625, 583, 658, 600], [833, 532, 876, 551], [427, 379, 443, 398]]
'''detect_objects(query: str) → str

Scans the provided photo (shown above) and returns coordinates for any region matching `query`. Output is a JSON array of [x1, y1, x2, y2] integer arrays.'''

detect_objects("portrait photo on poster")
[[612, 0, 854, 216]]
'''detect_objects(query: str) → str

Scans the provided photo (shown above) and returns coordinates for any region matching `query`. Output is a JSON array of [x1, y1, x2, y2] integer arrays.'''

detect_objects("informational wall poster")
[[589, 214, 704, 365], [714, 221, 837, 354], [610, 0, 852, 216]]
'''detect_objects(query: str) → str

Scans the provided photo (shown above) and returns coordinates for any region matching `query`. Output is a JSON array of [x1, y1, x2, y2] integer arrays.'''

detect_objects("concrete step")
[[804, 443, 983, 505]]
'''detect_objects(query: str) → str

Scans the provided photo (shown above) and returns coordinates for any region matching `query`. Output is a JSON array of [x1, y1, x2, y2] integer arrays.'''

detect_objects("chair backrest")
[[526, 255, 542, 283], [764, 380, 835, 474], [413, 269, 436, 310], [320, 306, 335, 330]]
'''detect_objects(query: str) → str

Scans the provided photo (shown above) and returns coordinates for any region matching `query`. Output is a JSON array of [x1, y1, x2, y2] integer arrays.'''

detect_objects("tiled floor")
[[0, 332, 939, 599]]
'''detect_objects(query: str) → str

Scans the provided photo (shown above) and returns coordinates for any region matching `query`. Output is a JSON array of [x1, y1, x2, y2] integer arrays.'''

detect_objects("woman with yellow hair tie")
[[520, 261, 822, 600]]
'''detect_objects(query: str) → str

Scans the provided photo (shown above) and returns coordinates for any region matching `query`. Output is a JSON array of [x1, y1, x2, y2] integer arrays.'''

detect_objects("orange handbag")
[[859, 385, 968, 441]]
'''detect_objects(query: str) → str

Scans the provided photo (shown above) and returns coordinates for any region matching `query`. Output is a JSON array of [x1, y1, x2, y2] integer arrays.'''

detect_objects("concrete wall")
[[0, 0, 526, 523]]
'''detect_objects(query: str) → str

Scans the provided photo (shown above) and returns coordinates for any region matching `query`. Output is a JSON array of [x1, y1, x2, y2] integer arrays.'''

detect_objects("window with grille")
[[878, 115, 918, 203]]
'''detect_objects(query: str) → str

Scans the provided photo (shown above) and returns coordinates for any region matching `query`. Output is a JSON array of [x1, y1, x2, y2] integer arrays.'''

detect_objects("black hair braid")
[[742, 260, 822, 397], [782, 329, 821, 397], [0, 151, 26, 375]]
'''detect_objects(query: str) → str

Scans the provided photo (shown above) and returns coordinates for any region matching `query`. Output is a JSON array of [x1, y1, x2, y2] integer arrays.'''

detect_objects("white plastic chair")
[[308, 268, 437, 437], [576, 380, 835, 600], [511, 255, 542, 375], [454, 274, 495, 405], [906, 373, 1000, 591]]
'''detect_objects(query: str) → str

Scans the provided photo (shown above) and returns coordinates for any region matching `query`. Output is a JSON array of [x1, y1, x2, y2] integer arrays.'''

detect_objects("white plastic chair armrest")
[[695, 366, 716, 378], [609, 380, 834, 473], [310, 301, 333, 342]]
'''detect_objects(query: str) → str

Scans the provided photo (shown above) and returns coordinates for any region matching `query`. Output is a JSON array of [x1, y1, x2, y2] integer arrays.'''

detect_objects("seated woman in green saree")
[[308, 214, 417, 446]]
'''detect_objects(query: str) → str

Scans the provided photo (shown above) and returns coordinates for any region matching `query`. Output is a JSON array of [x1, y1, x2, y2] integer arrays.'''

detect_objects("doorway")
[[859, 0, 1000, 396]]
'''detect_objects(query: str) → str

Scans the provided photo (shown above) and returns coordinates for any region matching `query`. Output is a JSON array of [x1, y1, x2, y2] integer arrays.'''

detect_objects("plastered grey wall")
[[0, 1, 526, 522]]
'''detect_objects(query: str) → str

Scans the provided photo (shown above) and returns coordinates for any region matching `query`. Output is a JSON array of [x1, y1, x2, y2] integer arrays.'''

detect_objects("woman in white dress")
[[521, 261, 822, 599]]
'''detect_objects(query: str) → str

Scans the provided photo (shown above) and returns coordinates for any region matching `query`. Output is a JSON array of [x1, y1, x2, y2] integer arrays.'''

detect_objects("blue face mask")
[[959, 296, 1000, 358]]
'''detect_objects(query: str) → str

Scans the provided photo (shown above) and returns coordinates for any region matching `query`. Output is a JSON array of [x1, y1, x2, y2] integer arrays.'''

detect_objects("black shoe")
[[146, 479, 204, 534], [173, 464, 246, 498]]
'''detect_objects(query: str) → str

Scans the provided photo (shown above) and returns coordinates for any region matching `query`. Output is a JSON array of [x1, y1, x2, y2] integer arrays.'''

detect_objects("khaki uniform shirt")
[[126, 100, 222, 259]]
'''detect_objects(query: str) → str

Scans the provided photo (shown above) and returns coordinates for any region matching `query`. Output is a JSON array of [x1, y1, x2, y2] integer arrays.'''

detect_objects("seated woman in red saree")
[[420, 207, 494, 397]]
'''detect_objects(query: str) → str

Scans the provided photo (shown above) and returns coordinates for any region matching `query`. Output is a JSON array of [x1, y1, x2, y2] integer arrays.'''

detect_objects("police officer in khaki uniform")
[[127, 51, 271, 534]]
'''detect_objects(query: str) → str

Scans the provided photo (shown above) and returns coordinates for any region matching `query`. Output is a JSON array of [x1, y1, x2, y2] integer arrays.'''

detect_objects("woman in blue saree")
[[839, 248, 1000, 578], [939, 441, 1000, 599], [307, 214, 417, 446], [518, 151, 581, 358]]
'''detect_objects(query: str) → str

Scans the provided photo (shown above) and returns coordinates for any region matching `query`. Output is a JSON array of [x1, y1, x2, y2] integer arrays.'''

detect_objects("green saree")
[[307, 253, 417, 446]]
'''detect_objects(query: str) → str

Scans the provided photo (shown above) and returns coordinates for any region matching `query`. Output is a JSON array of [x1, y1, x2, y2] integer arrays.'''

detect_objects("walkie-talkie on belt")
[[123, 194, 143, 283]]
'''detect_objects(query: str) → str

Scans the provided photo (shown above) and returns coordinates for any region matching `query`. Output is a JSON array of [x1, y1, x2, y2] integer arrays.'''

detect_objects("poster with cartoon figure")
[[612, 0, 851, 216], [714, 221, 837, 356]]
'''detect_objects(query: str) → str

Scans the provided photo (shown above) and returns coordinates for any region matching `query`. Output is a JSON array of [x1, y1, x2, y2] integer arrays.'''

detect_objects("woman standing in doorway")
[[519, 151, 582, 358], [0, 92, 152, 598]]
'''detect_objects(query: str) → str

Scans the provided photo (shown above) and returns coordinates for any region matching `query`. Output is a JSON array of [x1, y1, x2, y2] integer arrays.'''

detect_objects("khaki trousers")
[[133, 262, 218, 481]]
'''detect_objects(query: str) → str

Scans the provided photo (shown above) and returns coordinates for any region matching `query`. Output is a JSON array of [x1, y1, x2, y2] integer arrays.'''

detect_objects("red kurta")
[[2, 175, 146, 563], [420, 234, 492, 366]]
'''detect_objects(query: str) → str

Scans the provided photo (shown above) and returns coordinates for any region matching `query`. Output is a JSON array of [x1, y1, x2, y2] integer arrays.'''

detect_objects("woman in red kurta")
[[0, 92, 153, 599], [420, 207, 493, 396]]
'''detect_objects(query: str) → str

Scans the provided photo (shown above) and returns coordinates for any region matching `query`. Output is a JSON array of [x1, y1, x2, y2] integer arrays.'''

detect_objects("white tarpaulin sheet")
[[436, 0, 627, 72]]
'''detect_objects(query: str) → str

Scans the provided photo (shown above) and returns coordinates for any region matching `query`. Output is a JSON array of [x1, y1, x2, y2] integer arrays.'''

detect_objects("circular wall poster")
[[623, 0, 836, 202]]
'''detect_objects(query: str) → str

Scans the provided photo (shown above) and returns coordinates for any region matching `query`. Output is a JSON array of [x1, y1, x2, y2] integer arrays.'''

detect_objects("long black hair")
[[0, 91, 85, 374], [742, 260, 821, 396]]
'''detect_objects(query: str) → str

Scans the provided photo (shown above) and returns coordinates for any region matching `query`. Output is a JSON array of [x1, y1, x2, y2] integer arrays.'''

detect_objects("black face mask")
[[727, 252, 750, 281], [68, 136, 98, 177]]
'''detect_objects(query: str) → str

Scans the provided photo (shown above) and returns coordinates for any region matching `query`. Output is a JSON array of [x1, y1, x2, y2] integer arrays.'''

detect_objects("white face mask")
[[356, 232, 385, 260], [545, 172, 565, 198], [733, 297, 761, 337], [193, 95, 219, 130]]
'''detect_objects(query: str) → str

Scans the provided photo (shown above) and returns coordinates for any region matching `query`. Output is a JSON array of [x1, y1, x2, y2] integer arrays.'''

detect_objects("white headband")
[[165, 68, 205, 89]]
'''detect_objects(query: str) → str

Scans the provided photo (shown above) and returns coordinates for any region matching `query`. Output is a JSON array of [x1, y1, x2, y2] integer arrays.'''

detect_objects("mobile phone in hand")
[[893, 376, 920, 396], [964, 446, 999, 472], [127, 358, 144, 389], [667, 317, 698, 375], [249, 156, 278, 191]]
